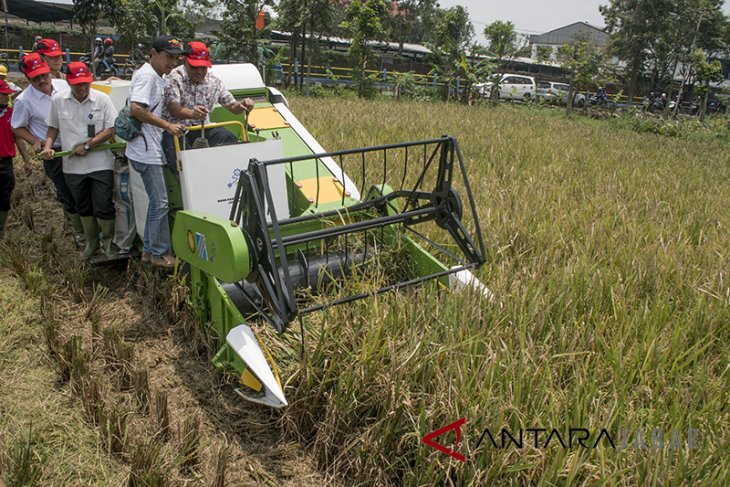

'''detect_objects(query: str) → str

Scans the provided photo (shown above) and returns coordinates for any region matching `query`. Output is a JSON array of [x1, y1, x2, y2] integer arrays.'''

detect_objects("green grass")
[[272, 96, 730, 485]]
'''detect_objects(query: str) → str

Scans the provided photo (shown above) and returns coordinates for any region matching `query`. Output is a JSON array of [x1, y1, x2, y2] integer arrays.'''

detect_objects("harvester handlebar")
[[53, 142, 127, 158], [173, 118, 251, 172]]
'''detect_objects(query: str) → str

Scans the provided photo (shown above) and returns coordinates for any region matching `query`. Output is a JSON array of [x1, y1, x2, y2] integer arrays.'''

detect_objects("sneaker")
[[150, 254, 176, 270], [141, 251, 151, 263]]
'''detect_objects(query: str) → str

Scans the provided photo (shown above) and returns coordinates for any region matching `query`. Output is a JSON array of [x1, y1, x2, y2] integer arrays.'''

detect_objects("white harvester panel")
[[179, 140, 287, 222], [210, 63, 265, 91], [91, 79, 131, 111]]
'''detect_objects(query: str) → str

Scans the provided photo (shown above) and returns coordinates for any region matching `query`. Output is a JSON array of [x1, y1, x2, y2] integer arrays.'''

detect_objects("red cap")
[[37, 38, 63, 57], [184, 41, 212, 68], [21, 53, 51, 78], [66, 62, 93, 85], [0, 79, 14, 95]]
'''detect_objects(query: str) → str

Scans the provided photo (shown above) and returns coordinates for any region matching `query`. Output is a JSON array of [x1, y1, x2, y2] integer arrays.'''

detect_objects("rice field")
[[1, 96, 729, 486], [276, 97, 730, 486]]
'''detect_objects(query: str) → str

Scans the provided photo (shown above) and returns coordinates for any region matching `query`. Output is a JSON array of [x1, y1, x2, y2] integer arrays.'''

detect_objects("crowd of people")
[[0, 34, 254, 270]]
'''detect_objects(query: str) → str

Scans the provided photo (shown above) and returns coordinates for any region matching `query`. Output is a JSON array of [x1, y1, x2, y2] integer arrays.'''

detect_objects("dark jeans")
[[162, 126, 238, 173], [43, 157, 76, 213], [64, 170, 115, 219], [0, 157, 14, 211]]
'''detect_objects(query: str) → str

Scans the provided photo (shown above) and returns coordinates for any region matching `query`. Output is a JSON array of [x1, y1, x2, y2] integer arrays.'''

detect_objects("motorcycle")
[[123, 56, 146, 77], [95, 57, 119, 78], [79, 52, 93, 70], [589, 92, 608, 106]]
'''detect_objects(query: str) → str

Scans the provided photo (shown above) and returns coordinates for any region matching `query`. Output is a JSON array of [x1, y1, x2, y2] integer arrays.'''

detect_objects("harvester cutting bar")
[[298, 262, 481, 315], [228, 136, 486, 333]]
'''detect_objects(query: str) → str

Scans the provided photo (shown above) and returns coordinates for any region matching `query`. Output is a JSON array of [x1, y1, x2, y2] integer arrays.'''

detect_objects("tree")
[[412, 0, 441, 45], [483, 20, 523, 100], [458, 44, 494, 104], [535, 45, 553, 64], [600, 0, 663, 103], [220, 0, 272, 66], [339, 0, 387, 98], [691, 49, 723, 120], [383, 0, 412, 54], [601, 0, 728, 107], [558, 34, 605, 115], [669, 0, 728, 116], [427, 5, 473, 101], [73, 1, 123, 51], [276, 0, 304, 86], [113, 0, 155, 47], [276, 0, 334, 89]]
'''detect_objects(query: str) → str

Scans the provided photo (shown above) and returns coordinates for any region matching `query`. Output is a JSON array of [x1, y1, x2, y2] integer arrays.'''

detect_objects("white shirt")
[[46, 89, 118, 175], [125, 62, 166, 164], [11, 78, 68, 147]]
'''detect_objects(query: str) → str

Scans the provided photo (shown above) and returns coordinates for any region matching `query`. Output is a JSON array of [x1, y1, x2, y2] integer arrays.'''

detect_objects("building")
[[529, 22, 608, 61]]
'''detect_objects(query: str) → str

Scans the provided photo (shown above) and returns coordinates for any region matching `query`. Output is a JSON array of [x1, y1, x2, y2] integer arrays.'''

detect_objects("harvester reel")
[[227, 136, 486, 334]]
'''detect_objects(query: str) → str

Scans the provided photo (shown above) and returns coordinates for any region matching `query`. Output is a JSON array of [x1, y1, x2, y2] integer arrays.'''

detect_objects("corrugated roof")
[[4, 0, 73, 22]]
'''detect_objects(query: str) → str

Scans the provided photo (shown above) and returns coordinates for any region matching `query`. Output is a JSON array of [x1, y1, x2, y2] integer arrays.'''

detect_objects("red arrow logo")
[[422, 418, 467, 462]]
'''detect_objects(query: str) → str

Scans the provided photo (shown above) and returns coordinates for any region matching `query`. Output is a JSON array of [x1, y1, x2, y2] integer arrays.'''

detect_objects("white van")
[[476, 74, 537, 102]]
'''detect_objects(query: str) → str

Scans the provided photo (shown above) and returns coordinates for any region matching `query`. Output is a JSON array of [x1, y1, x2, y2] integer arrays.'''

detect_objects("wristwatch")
[[83, 142, 92, 151]]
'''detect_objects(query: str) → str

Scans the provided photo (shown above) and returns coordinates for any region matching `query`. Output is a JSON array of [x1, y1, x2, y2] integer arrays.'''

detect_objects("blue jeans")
[[129, 160, 170, 257]]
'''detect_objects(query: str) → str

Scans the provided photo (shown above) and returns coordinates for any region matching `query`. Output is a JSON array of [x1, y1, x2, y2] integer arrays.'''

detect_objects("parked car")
[[536, 82, 586, 107], [476, 74, 536, 102]]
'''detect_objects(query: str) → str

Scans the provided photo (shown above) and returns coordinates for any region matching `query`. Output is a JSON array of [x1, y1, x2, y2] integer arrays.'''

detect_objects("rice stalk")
[[154, 392, 171, 441], [177, 414, 201, 474]]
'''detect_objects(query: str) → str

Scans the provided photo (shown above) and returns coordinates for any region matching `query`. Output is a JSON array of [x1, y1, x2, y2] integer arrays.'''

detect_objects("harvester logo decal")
[[196, 232, 209, 261], [227, 168, 242, 189], [193, 232, 216, 263]]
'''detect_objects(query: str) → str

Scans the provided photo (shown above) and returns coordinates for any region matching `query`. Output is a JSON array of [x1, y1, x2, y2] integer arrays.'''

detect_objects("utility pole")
[[2, 0, 8, 50]]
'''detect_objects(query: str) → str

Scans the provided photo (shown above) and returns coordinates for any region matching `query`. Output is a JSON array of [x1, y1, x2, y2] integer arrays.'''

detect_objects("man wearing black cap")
[[126, 35, 184, 269]]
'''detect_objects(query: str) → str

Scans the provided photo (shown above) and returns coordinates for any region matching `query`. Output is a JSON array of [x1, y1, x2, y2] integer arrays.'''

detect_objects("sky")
[[438, 0, 730, 45]]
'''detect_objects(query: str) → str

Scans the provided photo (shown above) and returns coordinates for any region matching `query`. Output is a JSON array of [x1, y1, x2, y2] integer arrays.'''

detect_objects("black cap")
[[152, 35, 184, 54]]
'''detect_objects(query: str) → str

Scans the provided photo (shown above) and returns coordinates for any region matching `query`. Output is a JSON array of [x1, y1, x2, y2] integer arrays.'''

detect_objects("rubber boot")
[[97, 218, 117, 257], [66, 211, 86, 247], [0, 210, 7, 239], [79, 216, 100, 260]]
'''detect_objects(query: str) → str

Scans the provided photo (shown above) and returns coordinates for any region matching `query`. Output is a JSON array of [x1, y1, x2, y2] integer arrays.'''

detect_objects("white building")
[[529, 22, 609, 62]]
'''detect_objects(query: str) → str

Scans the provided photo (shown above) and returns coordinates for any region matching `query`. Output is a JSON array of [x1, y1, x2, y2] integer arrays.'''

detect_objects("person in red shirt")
[[0, 79, 31, 238]]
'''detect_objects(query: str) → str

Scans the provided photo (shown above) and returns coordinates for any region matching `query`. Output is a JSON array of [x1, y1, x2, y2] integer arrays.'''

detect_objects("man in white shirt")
[[125, 35, 184, 269], [10, 53, 82, 239], [41, 62, 118, 259]]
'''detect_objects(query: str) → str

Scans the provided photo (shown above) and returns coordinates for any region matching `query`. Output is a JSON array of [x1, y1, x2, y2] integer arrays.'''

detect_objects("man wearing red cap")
[[41, 62, 118, 259], [36, 38, 65, 80], [0, 79, 27, 238], [11, 53, 81, 240], [161, 40, 253, 167]]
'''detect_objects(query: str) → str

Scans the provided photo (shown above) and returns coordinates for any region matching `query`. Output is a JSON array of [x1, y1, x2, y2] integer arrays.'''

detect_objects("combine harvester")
[[92, 64, 489, 408]]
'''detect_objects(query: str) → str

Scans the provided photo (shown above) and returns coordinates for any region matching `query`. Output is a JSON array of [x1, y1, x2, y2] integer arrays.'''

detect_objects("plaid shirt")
[[162, 65, 236, 126]]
